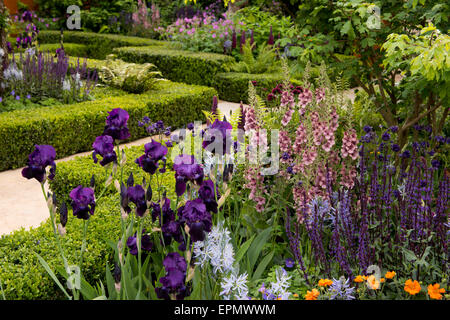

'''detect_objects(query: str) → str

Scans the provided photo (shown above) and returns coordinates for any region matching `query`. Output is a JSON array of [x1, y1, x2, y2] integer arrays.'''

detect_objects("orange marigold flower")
[[428, 284, 445, 300], [318, 279, 333, 287], [385, 271, 396, 279], [380, 278, 385, 283], [404, 279, 421, 295], [354, 275, 364, 283], [363, 275, 368, 280], [293, 293, 299, 298], [367, 275, 380, 290], [305, 289, 320, 300]]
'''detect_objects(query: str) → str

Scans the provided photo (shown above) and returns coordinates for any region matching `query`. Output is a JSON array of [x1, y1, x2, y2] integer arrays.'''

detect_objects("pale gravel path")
[[0, 101, 242, 236]]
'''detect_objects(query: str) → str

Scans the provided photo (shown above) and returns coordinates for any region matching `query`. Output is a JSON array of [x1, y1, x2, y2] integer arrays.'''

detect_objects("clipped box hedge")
[[213, 72, 302, 103], [0, 81, 216, 171], [0, 148, 176, 299], [37, 31, 170, 59], [49, 145, 177, 206], [39, 43, 90, 57], [114, 46, 235, 87]]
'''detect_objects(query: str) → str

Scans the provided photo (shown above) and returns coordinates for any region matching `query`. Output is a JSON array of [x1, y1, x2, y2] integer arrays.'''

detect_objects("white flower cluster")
[[193, 222, 234, 274], [220, 272, 249, 300], [3, 64, 23, 81], [193, 221, 250, 300], [261, 267, 292, 300]]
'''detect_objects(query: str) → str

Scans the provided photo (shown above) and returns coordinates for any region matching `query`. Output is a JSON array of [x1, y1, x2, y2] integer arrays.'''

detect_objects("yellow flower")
[[367, 275, 380, 290], [305, 289, 320, 300], [428, 283, 445, 300], [354, 275, 364, 283], [363, 275, 368, 280], [404, 279, 421, 295], [318, 279, 333, 287], [385, 271, 396, 279]]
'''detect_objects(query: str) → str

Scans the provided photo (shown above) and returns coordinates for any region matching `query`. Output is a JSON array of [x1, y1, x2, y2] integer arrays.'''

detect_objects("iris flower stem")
[[137, 218, 143, 297], [40, 183, 75, 300], [79, 219, 90, 275]]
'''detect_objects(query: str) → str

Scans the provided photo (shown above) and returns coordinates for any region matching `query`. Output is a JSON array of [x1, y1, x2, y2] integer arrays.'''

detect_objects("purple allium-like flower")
[[127, 231, 153, 255], [187, 122, 194, 130], [135, 140, 168, 174], [198, 179, 219, 213], [69, 185, 95, 220], [391, 144, 400, 152], [389, 126, 398, 133], [382, 132, 391, 141], [400, 150, 411, 158], [92, 135, 117, 166], [363, 125, 372, 133], [103, 108, 130, 141], [173, 155, 204, 196], [285, 258, 295, 268], [127, 185, 147, 217], [181, 198, 212, 242], [202, 119, 233, 155], [156, 252, 189, 300], [22, 145, 56, 183], [431, 159, 440, 169]]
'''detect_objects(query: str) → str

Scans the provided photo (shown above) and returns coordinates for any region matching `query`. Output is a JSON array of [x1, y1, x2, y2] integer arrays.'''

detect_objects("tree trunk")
[[0, 0, 9, 95]]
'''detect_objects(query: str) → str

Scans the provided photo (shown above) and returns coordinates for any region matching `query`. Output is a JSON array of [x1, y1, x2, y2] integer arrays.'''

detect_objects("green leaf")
[[251, 250, 274, 282], [247, 227, 272, 273], [34, 252, 71, 300], [235, 234, 256, 265]]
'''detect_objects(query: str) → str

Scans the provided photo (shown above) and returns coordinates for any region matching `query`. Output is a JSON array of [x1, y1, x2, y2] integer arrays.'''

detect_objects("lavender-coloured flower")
[[22, 145, 56, 183], [92, 135, 117, 166], [103, 108, 130, 141], [326, 277, 355, 300], [69, 185, 95, 220], [285, 258, 295, 268]]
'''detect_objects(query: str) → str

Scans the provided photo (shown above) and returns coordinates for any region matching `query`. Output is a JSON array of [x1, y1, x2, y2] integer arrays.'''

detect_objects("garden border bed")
[[0, 81, 216, 171]]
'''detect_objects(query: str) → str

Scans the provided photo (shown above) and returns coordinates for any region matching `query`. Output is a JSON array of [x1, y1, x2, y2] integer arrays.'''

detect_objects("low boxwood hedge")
[[213, 72, 302, 103], [0, 81, 216, 171], [37, 31, 170, 59], [114, 46, 235, 87], [39, 43, 90, 57], [0, 152, 176, 299], [49, 145, 177, 206]]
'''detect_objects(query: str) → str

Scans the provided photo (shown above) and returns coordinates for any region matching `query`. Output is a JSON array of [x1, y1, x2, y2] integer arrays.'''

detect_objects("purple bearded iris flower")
[[92, 135, 117, 166], [181, 198, 212, 242], [22, 145, 56, 183], [127, 231, 153, 255], [198, 180, 219, 213], [127, 185, 148, 217], [103, 108, 130, 141], [69, 185, 95, 220], [151, 197, 175, 223], [155, 252, 189, 300], [135, 140, 168, 174], [173, 155, 204, 197], [202, 119, 233, 155]]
